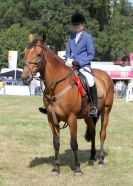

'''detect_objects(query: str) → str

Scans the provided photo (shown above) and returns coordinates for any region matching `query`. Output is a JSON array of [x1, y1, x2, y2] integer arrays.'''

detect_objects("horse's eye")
[[38, 53, 42, 57]]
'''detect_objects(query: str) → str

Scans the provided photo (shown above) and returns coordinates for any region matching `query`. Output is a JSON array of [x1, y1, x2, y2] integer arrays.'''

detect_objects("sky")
[[129, 0, 133, 3]]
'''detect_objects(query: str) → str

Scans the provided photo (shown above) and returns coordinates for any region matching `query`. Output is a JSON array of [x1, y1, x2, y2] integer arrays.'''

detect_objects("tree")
[[0, 24, 29, 69], [0, 0, 133, 69], [106, 1, 133, 60]]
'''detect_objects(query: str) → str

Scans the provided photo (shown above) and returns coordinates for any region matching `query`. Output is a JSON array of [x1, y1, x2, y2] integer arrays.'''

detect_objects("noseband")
[[24, 44, 45, 80]]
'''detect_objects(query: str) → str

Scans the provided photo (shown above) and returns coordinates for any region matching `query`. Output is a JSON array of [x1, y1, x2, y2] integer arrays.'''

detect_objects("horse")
[[21, 34, 114, 175]]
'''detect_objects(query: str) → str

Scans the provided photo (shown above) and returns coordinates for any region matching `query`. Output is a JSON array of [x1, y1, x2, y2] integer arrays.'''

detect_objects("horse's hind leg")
[[48, 115, 60, 175], [84, 117, 96, 162], [68, 114, 82, 175], [99, 105, 112, 164]]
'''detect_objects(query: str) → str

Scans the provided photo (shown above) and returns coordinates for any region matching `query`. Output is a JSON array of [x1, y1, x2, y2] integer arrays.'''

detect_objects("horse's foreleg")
[[68, 114, 82, 175], [99, 106, 110, 164], [84, 117, 96, 162], [48, 116, 60, 175], [52, 132, 60, 174]]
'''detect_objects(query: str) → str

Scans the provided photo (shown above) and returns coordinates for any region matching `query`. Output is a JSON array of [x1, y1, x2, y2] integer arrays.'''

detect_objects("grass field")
[[0, 95, 133, 186]]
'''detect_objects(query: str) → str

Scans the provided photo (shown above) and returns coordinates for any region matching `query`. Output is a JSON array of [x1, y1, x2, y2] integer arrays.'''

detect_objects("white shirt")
[[75, 32, 82, 44]]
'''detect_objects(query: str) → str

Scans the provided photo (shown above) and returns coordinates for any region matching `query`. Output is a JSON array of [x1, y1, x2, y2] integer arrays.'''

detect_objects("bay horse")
[[21, 34, 114, 175]]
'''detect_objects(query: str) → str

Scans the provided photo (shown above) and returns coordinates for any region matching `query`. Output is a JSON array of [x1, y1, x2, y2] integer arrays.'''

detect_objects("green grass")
[[0, 95, 133, 186]]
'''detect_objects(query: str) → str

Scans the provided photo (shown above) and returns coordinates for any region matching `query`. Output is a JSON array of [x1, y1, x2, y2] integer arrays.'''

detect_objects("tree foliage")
[[0, 0, 133, 68]]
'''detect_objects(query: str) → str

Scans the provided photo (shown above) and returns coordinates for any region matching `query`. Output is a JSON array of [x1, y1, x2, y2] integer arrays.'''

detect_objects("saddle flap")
[[94, 77, 104, 98]]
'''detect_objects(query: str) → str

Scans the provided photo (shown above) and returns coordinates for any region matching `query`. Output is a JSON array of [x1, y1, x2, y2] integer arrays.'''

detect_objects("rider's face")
[[73, 22, 84, 33]]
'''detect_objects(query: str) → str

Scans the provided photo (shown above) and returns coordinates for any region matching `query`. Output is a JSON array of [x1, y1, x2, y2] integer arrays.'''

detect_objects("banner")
[[8, 51, 18, 70]]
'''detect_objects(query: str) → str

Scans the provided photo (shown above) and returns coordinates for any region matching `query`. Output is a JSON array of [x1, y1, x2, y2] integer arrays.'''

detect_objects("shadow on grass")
[[29, 149, 108, 170]]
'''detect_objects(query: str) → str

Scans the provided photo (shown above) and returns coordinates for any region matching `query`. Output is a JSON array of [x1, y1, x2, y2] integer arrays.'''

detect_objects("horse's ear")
[[28, 34, 35, 43], [42, 33, 46, 43]]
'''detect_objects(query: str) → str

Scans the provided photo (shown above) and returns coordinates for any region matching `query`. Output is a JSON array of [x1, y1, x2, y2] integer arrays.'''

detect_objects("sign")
[[4, 85, 30, 96], [129, 52, 133, 67], [110, 71, 133, 79], [8, 51, 18, 70]]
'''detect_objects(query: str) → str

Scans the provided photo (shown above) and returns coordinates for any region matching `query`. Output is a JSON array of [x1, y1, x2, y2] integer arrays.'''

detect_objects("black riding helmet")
[[71, 13, 86, 24]]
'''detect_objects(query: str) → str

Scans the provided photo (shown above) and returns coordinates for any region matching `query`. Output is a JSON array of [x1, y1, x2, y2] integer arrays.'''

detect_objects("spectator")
[[120, 81, 127, 98], [115, 80, 123, 97]]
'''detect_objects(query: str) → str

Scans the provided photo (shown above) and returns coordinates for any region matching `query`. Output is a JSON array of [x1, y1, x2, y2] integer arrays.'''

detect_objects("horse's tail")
[[85, 112, 100, 142]]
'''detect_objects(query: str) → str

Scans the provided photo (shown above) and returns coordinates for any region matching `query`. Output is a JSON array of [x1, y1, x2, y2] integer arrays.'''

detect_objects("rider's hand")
[[72, 61, 80, 69], [65, 58, 73, 67]]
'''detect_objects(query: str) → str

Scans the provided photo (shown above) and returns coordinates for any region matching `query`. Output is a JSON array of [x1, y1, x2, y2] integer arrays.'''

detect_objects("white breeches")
[[79, 67, 94, 87]]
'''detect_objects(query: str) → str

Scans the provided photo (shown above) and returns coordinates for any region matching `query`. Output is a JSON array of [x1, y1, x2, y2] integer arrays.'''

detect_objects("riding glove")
[[65, 58, 73, 67], [72, 61, 80, 69]]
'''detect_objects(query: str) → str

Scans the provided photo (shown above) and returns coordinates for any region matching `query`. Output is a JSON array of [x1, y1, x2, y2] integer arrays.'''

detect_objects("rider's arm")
[[86, 34, 95, 62], [75, 33, 95, 68]]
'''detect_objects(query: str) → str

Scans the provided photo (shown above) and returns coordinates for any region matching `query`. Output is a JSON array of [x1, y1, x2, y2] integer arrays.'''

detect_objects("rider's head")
[[71, 13, 86, 32], [71, 13, 86, 25]]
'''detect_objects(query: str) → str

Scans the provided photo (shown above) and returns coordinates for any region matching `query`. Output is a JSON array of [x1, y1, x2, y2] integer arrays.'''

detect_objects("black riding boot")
[[89, 84, 98, 117], [39, 107, 47, 114]]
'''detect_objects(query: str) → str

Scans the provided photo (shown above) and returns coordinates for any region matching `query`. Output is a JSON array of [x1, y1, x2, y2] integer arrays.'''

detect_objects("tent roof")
[[0, 69, 22, 78], [0, 68, 22, 73]]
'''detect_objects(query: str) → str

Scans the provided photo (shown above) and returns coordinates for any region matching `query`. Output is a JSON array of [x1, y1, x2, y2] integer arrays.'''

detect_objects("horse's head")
[[21, 34, 46, 85]]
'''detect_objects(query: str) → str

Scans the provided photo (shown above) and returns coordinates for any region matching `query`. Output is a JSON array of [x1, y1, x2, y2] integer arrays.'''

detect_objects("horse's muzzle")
[[21, 74, 32, 85]]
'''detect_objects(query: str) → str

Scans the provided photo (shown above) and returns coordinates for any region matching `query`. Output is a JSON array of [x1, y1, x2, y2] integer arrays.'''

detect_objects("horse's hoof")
[[74, 171, 83, 176], [51, 169, 60, 176], [98, 160, 105, 165], [90, 156, 96, 161], [88, 159, 96, 165], [74, 167, 83, 176], [89, 156, 96, 164]]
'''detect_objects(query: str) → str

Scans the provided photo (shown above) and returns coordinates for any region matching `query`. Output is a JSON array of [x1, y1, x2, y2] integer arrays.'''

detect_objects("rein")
[[42, 68, 75, 94]]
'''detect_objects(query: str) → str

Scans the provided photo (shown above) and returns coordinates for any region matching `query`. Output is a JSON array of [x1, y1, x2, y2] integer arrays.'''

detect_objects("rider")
[[65, 12, 98, 117], [39, 13, 98, 116]]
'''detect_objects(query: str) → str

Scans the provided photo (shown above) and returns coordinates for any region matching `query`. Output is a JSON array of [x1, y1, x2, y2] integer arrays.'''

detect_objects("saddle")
[[75, 70, 104, 98]]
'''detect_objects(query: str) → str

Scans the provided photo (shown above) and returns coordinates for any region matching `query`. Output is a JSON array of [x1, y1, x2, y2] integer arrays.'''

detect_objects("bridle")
[[24, 44, 45, 80]]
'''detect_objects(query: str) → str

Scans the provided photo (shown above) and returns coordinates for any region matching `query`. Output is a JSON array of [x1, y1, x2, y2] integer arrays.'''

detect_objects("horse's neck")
[[42, 48, 70, 87]]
